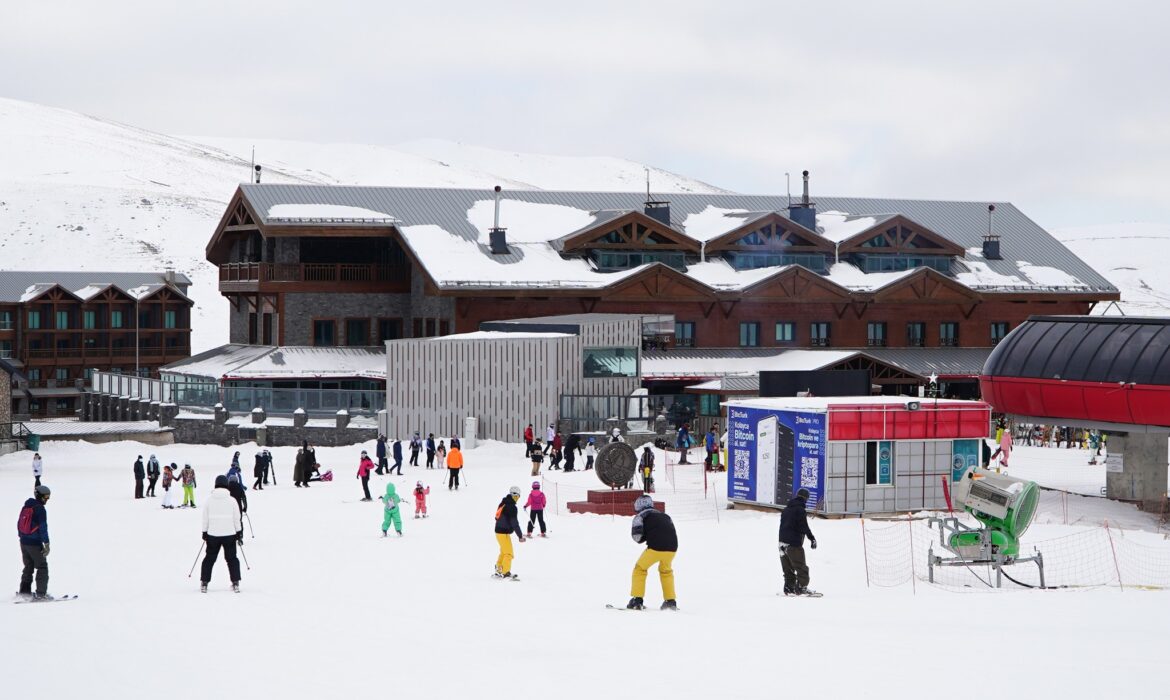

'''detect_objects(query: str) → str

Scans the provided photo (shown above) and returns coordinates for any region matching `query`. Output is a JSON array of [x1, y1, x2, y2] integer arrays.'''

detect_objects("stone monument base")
[[567, 489, 665, 516]]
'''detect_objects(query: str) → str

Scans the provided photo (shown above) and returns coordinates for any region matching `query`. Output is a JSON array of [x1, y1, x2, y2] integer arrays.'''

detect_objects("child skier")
[[628, 494, 678, 610], [380, 482, 404, 536], [180, 464, 197, 508], [493, 486, 526, 579], [413, 481, 430, 518], [584, 438, 596, 470], [524, 481, 547, 537]]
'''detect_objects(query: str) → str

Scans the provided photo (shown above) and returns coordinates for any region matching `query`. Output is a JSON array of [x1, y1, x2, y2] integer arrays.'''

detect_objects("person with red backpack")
[[17, 484, 52, 601]]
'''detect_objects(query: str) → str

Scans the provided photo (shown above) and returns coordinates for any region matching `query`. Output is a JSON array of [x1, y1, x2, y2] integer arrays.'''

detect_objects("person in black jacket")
[[425, 433, 437, 469], [391, 438, 404, 475], [628, 494, 678, 610], [17, 485, 52, 600], [146, 455, 161, 497], [375, 435, 388, 475], [133, 456, 146, 499], [779, 488, 818, 596], [563, 433, 582, 472], [493, 486, 526, 579], [252, 452, 265, 491], [227, 474, 248, 518]]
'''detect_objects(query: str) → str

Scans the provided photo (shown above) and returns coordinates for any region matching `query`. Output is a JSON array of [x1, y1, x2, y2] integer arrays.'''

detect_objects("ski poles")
[[187, 542, 205, 578], [239, 542, 251, 571], [244, 512, 255, 538]]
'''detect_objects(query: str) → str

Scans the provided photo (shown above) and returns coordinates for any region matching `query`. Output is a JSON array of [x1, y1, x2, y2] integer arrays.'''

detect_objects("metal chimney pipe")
[[493, 185, 502, 229], [987, 203, 995, 237], [802, 170, 810, 205]]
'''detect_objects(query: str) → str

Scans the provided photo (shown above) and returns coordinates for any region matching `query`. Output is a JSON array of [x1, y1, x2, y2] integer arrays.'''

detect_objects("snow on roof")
[[824, 262, 919, 291], [728, 396, 987, 412], [954, 247, 1028, 288], [266, 203, 398, 222], [73, 284, 112, 300], [20, 283, 56, 302], [426, 330, 575, 341], [680, 205, 753, 242], [466, 199, 596, 243], [816, 210, 882, 243], [162, 344, 277, 379], [0, 271, 193, 304], [224, 346, 386, 380], [1017, 262, 1088, 288], [685, 259, 791, 290], [642, 349, 859, 378]]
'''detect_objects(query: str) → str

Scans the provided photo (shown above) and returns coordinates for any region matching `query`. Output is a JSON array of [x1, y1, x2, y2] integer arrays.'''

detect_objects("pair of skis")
[[13, 594, 77, 604]]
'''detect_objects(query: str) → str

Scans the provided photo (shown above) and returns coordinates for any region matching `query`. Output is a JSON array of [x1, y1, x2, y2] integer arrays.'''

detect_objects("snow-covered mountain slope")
[[0, 98, 722, 353], [1053, 223, 1170, 316]]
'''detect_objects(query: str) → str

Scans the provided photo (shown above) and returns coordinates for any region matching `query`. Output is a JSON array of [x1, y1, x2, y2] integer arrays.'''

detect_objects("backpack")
[[17, 505, 39, 537]]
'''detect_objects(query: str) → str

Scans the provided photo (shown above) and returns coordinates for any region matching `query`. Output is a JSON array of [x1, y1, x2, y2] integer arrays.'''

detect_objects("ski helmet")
[[35, 484, 51, 498], [416, 480, 423, 487], [509, 485, 522, 499], [634, 494, 655, 512], [532, 481, 541, 490]]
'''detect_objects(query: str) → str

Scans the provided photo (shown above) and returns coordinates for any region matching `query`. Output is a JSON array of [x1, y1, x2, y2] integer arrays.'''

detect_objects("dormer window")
[[727, 252, 826, 272], [593, 250, 687, 271], [851, 254, 952, 274]]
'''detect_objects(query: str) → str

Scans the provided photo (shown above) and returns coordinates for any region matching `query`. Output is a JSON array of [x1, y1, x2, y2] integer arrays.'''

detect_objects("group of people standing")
[[125, 455, 197, 509], [524, 423, 596, 476]]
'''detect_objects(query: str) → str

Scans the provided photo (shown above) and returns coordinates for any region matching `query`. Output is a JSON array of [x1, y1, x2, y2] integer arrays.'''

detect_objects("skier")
[[493, 486, 526, 579], [31, 453, 43, 488], [584, 438, 596, 470], [425, 433, 437, 469], [564, 433, 582, 472], [413, 481, 430, 519], [528, 438, 544, 477], [227, 453, 245, 491], [376, 434, 388, 475], [524, 481, 547, 538], [161, 463, 178, 509], [704, 427, 717, 470], [17, 484, 52, 601], [676, 423, 691, 464], [380, 482, 404, 537], [639, 446, 655, 493], [252, 452, 265, 491], [200, 475, 243, 593], [357, 450, 376, 501], [779, 487, 818, 596], [227, 474, 248, 519], [543, 423, 555, 454], [133, 455, 146, 499], [409, 432, 422, 467], [446, 443, 464, 490], [391, 438, 404, 475], [524, 423, 535, 458], [450, 434, 460, 450], [627, 494, 677, 610], [610, 426, 623, 443], [146, 454, 161, 497], [180, 464, 197, 508], [548, 432, 563, 470]]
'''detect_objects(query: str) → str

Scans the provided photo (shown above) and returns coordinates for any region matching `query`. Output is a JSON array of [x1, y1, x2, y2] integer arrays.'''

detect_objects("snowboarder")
[[409, 432, 422, 466], [146, 454, 161, 497], [584, 438, 596, 470], [413, 481, 430, 518], [446, 444, 464, 490], [391, 438, 404, 475], [161, 463, 178, 509], [528, 438, 544, 477], [375, 434, 388, 475], [676, 423, 692, 464], [133, 455, 146, 499], [425, 433, 437, 469], [200, 475, 243, 593], [31, 453, 42, 488], [261, 449, 274, 485], [357, 450, 376, 501], [493, 486, 526, 579], [564, 433, 582, 472], [524, 423, 534, 457], [17, 484, 52, 601], [779, 487, 818, 596], [628, 494, 677, 610], [252, 452, 265, 491], [380, 482, 404, 536], [524, 481, 547, 537], [639, 446, 655, 493], [180, 464, 197, 508]]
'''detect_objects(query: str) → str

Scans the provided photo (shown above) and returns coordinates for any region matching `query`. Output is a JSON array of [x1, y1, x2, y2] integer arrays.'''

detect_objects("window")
[[775, 322, 795, 343], [412, 319, 423, 338], [27, 310, 41, 329], [425, 319, 437, 337], [378, 318, 403, 343], [248, 313, 258, 344], [55, 368, 69, 381], [439, 320, 451, 336], [867, 322, 887, 347], [83, 310, 96, 330], [907, 322, 926, 347], [165, 310, 177, 329], [592, 250, 687, 271], [582, 347, 638, 378], [940, 322, 959, 347], [675, 322, 696, 348], [865, 441, 893, 486], [55, 399, 71, 412], [728, 252, 827, 272], [991, 322, 1009, 345], [810, 322, 830, 346], [27, 368, 41, 381], [313, 320, 336, 346], [699, 394, 721, 416], [110, 310, 124, 329], [739, 322, 760, 347], [0, 310, 12, 330], [262, 313, 273, 345], [346, 319, 370, 346], [56, 310, 69, 329], [83, 368, 94, 381], [0, 340, 11, 358]]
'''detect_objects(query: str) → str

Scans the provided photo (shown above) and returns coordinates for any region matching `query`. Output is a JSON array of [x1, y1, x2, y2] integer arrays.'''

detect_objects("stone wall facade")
[[0, 367, 11, 425], [169, 417, 376, 448], [283, 292, 412, 346]]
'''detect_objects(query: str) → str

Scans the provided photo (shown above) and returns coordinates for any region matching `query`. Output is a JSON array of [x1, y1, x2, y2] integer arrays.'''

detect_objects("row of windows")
[[702, 321, 1011, 347], [9, 309, 179, 330], [309, 318, 418, 347], [592, 251, 688, 271], [727, 253, 827, 272], [851, 254, 952, 274], [21, 367, 97, 382]]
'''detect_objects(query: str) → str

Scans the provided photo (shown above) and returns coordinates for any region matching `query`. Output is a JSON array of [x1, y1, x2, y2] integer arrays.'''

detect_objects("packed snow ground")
[[0, 438, 1164, 700]]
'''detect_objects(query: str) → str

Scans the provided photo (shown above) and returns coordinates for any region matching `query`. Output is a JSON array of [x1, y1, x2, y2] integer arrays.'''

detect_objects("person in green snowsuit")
[[380, 483, 404, 537]]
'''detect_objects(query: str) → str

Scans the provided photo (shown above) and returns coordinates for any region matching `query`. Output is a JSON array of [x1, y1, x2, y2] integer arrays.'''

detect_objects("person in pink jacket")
[[524, 481, 548, 537], [998, 429, 1013, 470], [414, 481, 430, 518], [357, 451, 376, 501]]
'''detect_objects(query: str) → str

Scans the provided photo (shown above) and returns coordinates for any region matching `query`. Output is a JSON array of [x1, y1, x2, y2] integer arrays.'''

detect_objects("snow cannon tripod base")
[[926, 515, 1046, 588]]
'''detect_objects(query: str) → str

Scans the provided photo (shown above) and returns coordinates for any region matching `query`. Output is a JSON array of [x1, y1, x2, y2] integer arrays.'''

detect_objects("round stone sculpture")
[[595, 441, 637, 488]]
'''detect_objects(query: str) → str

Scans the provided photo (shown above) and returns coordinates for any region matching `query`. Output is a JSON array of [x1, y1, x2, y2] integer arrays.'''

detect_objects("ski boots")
[[231, 582, 240, 593], [200, 583, 208, 593], [783, 585, 795, 596], [626, 597, 644, 610], [382, 530, 388, 537], [660, 599, 678, 611]]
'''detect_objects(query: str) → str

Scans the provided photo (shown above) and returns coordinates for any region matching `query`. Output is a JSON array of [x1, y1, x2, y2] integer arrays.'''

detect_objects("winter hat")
[[588, 437, 595, 443], [796, 488, 810, 500], [35, 484, 51, 498], [509, 485, 522, 499], [228, 474, 239, 484], [385, 483, 397, 498], [531, 481, 541, 490], [634, 495, 655, 512], [416, 480, 423, 487], [214, 475, 229, 489]]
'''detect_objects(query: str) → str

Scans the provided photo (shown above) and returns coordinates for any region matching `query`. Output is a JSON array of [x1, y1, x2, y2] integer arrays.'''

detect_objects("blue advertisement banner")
[[951, 439, 979, 482], [727, 405, 827, 508], [877, 440, 892, 485]]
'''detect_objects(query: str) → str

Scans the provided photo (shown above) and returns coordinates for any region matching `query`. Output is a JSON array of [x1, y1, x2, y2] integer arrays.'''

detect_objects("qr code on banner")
[[733, 449, 750, 480], [799, 456, 818, 488]]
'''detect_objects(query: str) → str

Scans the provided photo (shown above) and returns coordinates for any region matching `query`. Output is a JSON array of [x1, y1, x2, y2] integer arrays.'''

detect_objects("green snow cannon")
[[949, 470, 1039, 559]]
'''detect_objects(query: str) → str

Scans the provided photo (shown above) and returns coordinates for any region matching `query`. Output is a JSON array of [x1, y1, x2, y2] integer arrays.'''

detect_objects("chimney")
[[982, 204, 1002, 260], [253, 164, 262, 184], [787, 170, 817, 230], [644, 200, 671, 226], [489, 185, 509, 254], [164, 268, 176, 285]]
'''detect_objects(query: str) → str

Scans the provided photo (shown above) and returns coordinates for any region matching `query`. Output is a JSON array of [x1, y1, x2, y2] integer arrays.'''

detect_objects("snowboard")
[[780, 591, 824, 598], [606, 604, 678, 612], [14, 594, 77, 604], [491, 573, 520, 581]]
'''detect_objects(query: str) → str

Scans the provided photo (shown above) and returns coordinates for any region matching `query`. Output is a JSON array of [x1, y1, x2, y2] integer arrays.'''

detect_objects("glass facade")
[[852, 254, 952, 273], [582, 347, 638, 378], [592, 250, 686, 271], [728, 252, 826, 271]]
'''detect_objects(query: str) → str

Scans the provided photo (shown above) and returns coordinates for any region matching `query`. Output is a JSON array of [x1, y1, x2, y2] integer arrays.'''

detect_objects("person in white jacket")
[[32, 453, 43, 488], [200, 475, 243, 592]]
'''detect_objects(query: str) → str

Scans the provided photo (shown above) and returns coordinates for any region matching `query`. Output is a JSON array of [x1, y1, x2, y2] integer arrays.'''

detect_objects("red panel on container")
[[979, 376, 1170, 428], [826, 402, 991, 442]]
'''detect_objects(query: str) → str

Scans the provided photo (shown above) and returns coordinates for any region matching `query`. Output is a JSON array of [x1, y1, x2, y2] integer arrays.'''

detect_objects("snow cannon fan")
[[949, 470, 1039, 558]]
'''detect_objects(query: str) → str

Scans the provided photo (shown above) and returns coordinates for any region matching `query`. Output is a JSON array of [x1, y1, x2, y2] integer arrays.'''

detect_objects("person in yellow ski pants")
[[627, 494, 679, 610]]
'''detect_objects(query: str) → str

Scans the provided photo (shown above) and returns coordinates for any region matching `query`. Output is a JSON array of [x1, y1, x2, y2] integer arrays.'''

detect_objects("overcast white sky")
[[3, 1, 1168, 228]]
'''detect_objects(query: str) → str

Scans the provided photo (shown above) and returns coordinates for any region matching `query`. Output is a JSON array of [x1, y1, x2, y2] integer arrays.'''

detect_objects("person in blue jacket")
[[676, 423, 692, 464], [425, 433, 437, 469], [17, 484, 52, 600], [704, 427, 718, 470]]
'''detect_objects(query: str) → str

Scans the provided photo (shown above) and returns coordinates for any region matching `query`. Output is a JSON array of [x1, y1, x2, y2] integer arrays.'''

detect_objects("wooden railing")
[[220, 263, 402, 285], [25, 346, 190, 361]]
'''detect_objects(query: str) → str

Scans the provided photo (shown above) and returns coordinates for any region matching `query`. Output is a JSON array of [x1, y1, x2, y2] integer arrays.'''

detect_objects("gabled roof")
[[0, 271, 193, 304], [703, 211, 835, 253], [834, 213, 965, 256], [555, 210, 699, 254], [868, 267, 982, 302]]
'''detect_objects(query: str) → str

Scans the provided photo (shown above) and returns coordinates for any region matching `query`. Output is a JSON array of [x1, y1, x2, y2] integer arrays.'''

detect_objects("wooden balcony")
[[24, 345, 191, 364], [219, 263, 410, 294]]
